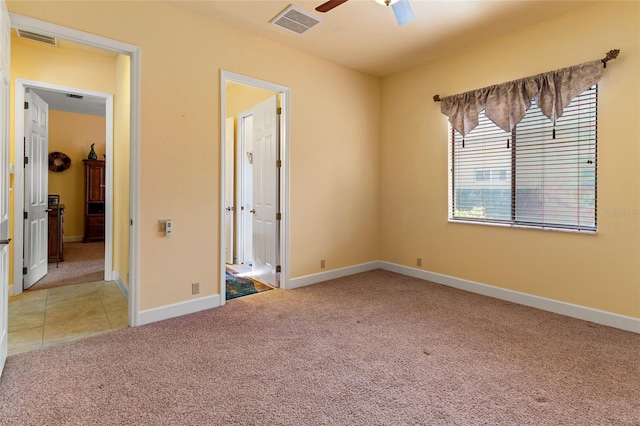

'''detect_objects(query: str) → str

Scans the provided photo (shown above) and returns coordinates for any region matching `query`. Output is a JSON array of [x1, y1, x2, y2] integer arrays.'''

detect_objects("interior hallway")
[[8, 281, 127, 356]]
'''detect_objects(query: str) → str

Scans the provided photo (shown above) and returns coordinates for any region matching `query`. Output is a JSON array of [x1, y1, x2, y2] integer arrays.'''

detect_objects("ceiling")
[[31, 88, 106, 117], [167, 0, 594, 78]]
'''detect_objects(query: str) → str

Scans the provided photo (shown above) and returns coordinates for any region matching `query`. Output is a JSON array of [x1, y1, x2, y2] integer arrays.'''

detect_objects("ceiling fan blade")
[[316, 0, 349, 13], [391, 0, 414, 25]]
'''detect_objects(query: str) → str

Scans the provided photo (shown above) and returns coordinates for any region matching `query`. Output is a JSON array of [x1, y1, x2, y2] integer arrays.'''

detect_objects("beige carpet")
[[1, 270, 638, 425], [28, 241, 105, 291]]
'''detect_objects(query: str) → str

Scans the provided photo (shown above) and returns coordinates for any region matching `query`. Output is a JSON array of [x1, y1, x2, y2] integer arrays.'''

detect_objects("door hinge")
[[24, 101, 29, 110], [276, 213, 281, 221], [24, 156, 28, 166], [276, 160, 281, 168], [276, 265, 281, 273], [23, 267, 27, 275], [23, 211, 28, 220], [276, 107, 282, 115]]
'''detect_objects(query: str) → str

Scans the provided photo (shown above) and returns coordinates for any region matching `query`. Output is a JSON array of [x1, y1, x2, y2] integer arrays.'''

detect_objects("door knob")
[[0, 238, 11, 246], [249, 209, 256, 214]]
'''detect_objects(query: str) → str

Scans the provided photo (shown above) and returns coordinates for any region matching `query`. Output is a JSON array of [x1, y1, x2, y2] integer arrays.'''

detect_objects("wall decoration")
[[48, 151, 71, 172], [88, 143, 98, 160]]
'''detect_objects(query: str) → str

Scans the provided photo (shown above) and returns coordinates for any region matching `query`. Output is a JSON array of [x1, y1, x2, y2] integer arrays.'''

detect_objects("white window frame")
[[448, 86, 598, 234]]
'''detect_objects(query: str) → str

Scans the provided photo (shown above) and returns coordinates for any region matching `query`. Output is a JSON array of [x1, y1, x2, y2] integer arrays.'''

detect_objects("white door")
[[0, 0, 11, 376], [224, 117, 234, 264], [251, 96, 278, 287], [23, 89, 49, 289]]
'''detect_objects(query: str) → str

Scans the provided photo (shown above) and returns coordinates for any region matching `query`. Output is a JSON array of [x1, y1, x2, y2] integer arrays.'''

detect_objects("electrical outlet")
[[417, 257, 423, 267], [192, 282, 200, 295], [320, 259, 326, 269], [158, 219, 173, 236]]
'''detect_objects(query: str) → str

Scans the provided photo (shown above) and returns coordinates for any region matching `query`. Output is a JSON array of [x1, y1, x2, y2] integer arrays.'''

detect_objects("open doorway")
[[220, 71, 290, 304], [4, 14, 141, 357], [8, 80, 123, 356], [23, 85, 109, 292]]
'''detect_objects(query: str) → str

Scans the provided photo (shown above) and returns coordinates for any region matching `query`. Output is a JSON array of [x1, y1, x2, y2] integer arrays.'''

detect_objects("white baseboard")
[[379, 261, 640, 334], [288, 261, 382, 290], [112, 270, 128, 301], [63, 236, 83, 243], [137, 294, 221, 326]]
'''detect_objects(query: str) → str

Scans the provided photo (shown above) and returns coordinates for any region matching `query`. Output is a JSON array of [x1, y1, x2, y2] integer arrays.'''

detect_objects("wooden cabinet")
[[83, 160, 105, 242]]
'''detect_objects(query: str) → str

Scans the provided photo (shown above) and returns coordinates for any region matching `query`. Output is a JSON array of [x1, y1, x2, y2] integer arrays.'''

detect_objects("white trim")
[[112, 270, 128, 301], [288, 261, 382, 290], [235, 111, 252, 266], [9, 13, 141, 328], [220, 70, 291, 305], [379, 261, 640, 334], [128, 47, 142, 327], [9, 13, 138, 54], [128, 47, 141, 327], [137, 295, 220, 326], [13, 80, 114, 295], [103, 95, 114, 281]]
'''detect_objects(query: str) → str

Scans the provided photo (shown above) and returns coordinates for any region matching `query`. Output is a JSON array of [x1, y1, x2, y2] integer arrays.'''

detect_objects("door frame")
[[235, 111, 253, 266], [9, 13, 142, 326], [224, 116, 234, 264], [14, 80, 113, 294], [219, 70, 290, 304]]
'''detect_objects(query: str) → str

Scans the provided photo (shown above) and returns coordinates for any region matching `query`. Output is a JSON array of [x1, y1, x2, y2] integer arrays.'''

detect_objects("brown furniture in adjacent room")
[[48, 195, 64, 263], [83, 159, 106, 242]]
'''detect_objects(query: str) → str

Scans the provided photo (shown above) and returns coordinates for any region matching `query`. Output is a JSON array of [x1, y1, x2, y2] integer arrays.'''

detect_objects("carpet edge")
[[285, 260, 639, 334], [380, 261, 640, 334]]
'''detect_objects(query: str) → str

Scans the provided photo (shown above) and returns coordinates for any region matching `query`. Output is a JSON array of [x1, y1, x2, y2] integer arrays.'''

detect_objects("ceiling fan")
[[315, 0, 414, 25]]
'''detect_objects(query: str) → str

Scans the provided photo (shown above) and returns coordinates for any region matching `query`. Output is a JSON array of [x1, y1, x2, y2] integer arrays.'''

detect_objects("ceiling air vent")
[[270, 5, 322, 36], [66, 94, 84, 100], [16, 29, 57, 46]]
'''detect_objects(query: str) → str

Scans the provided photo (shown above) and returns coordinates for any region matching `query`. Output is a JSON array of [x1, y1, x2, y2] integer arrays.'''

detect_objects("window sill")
[[448, 218, 597, 235]]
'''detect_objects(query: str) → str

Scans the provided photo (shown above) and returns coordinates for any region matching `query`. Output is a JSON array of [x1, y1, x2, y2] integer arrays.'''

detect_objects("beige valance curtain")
[[440, 60, 603, 136]]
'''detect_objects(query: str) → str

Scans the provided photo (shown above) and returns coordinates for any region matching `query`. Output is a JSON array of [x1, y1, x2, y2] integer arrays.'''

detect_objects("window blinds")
[[450, 85, 597, 231]]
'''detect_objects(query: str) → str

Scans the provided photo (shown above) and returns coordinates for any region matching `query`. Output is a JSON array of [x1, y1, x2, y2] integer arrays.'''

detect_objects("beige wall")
[[8, 32, 116, 285], [380, 1, 639, 318], [7, 1, 381, 310], [226, 83, 274, 119], [113, 54, 130, 287], [48, 110, 106, 238]]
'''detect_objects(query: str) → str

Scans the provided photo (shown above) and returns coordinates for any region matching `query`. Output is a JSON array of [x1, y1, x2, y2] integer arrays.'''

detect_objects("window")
[[449, 85, 597, 231]]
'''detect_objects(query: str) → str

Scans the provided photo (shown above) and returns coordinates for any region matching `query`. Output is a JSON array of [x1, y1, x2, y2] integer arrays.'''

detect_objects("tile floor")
[[8, 281, 128, 356]]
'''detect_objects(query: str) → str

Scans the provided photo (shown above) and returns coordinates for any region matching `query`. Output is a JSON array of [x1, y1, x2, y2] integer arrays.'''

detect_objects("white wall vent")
[[270, 5, 322, 35], [16, 29, 57, 46]]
